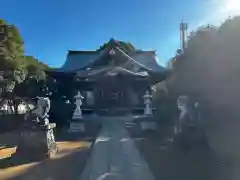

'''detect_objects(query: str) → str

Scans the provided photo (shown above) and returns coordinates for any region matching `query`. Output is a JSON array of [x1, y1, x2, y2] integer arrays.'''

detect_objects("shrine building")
[[47, 39, 168, 115]]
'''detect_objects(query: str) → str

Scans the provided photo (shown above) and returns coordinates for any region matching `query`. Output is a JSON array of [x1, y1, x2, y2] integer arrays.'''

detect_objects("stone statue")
[[177, 96, 188, 121], [17, 95, 57, 159], [72, 91, 84, 119], [34, 96, 51, 125], [143, 90, 153, 115], [176, 96, 198, 133]]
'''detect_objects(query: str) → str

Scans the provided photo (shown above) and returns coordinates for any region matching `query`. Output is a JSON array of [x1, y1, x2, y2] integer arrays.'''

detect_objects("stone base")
[[72, 109, 83, 119], [72, 115, 83, 119], [140, 121, 157, 131], [15, 123, 57, 159], [68, 120, 85, 133], [144, 110, 153, 116]]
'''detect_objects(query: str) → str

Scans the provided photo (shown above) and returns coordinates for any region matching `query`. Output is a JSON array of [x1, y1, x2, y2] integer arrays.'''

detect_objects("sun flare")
[[225, 0, 240, 12]]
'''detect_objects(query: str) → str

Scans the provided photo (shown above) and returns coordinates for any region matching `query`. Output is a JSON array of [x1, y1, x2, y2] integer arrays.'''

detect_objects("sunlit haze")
[[224, 0, 240, 13]]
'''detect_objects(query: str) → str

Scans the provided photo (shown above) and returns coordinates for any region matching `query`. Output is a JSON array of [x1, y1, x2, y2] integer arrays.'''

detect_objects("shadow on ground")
[[126, 122, 219, 180], [0, 122, 101, 180], [1, 146, 90, 180]]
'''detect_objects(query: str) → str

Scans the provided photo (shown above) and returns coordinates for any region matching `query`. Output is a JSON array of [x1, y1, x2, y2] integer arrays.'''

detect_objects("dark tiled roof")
[[55, 39, 165, 73], [56, 50, 165, 73], [56, 51, 100, 72], [68, 50, 99, 54]]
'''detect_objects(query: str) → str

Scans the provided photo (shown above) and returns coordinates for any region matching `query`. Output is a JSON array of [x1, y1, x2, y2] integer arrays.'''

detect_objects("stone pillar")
[[69, 91, 85, 133], [16, 123, 57, 159], [143, 90, 153, 115], [15, 97, 57, 160]]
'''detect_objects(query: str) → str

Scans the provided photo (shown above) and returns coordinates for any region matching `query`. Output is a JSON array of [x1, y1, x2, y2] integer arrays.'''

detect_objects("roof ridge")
[[134, 50, 156, 54], [68, 50, 100, 54], [68, 50, 155, 55]]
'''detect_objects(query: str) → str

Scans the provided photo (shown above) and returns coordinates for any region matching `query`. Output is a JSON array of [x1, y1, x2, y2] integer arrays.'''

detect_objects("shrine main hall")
[[47, 39, 168, 115]]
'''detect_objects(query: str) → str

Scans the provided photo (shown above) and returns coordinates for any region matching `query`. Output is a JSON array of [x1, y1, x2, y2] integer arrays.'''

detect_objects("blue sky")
[[1, 0, 238, 67]]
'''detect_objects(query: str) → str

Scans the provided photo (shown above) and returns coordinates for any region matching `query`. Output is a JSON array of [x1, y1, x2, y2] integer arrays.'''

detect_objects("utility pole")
[[180, 19, 188, 52]]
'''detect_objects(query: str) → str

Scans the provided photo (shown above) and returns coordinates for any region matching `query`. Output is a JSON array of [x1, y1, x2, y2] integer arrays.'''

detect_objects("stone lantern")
[[140, 90, 156, 131], [69, 91, 85, 133], [143, 90, 153, 115], [73, 91, 84, 119]]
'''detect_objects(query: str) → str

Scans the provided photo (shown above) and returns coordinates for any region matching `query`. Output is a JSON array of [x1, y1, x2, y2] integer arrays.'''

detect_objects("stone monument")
[[15, 96, 57, 159], [176, 95, 199, 133], [174, 96, 209, 149], [140, 90, 156, 131], [69, 91, 85, 133]]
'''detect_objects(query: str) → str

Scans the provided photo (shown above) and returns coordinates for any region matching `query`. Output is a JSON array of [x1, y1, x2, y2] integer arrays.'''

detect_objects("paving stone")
[[80, 120, 156, 180]]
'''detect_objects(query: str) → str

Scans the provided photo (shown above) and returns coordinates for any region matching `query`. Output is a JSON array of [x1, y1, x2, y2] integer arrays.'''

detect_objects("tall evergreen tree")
[[0, 19, 26, 93]]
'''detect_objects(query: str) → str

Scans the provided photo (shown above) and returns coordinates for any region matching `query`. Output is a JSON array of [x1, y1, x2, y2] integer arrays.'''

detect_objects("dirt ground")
[[126, 122, 220, 180], [0, 123, 101, 180]]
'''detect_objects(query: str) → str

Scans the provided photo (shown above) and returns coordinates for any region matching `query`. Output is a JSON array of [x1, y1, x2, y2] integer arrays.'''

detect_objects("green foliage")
[[169, 15, 240, 107], [24, 56, 48, 80], [97, 40, 136, 54], [117, 41, 136, 53], [0, 19, 26, 92], [0, 18, 50, 94], [0, 19, 25, 70]]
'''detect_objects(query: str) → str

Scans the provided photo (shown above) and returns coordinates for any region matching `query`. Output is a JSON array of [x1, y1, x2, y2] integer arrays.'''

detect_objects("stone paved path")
[[80, 119, 156, 180]]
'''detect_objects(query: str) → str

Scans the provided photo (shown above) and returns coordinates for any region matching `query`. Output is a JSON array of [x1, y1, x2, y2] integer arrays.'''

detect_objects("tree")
[[97, 39, 136, 54], [0, 19, 26, 94], [168, 15, 240, 108], [170, 17, 240, 164], [24, 56, 48, 80], [0, 19, 50, 114]]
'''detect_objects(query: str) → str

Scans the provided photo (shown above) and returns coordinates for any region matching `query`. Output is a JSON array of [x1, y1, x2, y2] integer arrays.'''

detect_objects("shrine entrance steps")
[[80, 119, 156, 180]]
